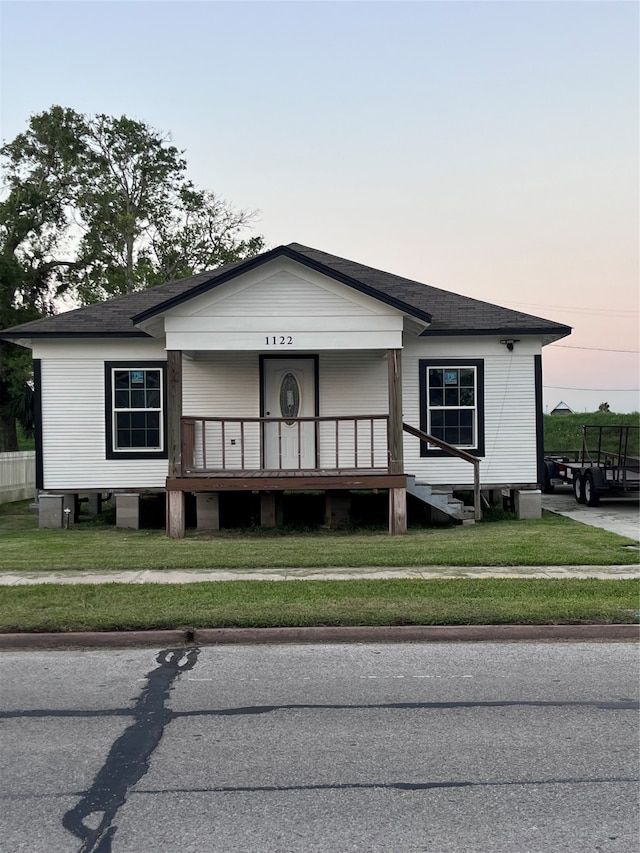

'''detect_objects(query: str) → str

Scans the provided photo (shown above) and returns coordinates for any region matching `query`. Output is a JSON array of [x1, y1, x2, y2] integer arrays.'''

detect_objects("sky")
[[1, 0, 638, 413]]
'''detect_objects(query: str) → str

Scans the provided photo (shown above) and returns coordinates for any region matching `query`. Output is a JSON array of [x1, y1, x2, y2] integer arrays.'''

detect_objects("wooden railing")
[[182, 416, 389, 473], [402, 422, 482, 521]]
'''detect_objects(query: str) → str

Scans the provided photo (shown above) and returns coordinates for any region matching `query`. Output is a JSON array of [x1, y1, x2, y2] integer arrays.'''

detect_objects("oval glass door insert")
[[279, 372, 300, 424]]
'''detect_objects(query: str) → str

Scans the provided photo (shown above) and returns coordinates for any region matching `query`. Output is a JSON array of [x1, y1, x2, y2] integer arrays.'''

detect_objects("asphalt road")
[[0, 643, 638, 853]]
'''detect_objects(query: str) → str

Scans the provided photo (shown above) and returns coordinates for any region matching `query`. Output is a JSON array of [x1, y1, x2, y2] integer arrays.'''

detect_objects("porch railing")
[[181, 416, 390, 474], [402, 422, 482, 521]]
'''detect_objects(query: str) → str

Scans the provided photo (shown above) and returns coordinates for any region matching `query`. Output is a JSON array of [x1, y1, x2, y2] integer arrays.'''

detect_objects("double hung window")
[[105, 362, 167, 459], [419, 359, 484, 456]]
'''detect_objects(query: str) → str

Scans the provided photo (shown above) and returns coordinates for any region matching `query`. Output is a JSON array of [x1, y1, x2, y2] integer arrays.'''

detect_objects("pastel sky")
[[1, 0, 638, 412]]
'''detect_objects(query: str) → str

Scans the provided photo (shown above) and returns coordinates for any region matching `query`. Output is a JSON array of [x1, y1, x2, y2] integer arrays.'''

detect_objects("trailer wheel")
[[573, 474, 586, 504], [584, 472, 600, 507], [543, 466, 555, 494]]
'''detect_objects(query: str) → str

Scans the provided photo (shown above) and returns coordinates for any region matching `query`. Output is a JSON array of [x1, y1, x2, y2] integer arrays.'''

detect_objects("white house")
[[550, 401, 574, 415], [0, 243, 571, 534]]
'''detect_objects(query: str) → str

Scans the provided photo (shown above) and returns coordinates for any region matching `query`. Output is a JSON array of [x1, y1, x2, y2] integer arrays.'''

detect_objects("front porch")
[[165, 350, 409, 537], [166, 413, 408, 535]]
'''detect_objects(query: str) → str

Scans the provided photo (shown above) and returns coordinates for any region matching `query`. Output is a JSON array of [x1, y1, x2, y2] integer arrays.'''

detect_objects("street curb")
[[0, 624, 637, 650]]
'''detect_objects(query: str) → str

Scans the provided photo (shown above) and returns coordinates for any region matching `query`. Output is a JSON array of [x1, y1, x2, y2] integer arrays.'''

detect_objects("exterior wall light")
[[500, 339, 520, 351]]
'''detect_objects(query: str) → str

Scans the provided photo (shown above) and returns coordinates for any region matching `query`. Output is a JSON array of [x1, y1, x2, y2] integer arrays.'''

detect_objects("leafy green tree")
[[0, 105, 264, 449], [0, 106, 88, 314]]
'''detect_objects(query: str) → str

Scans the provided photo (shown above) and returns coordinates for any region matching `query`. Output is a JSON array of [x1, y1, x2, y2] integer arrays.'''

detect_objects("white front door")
[[263, 358, 316, 469]]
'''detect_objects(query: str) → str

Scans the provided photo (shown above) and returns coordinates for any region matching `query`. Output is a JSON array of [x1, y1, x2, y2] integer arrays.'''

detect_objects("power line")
[[544, 385, 639, 392], [549, 344, 639, 353]]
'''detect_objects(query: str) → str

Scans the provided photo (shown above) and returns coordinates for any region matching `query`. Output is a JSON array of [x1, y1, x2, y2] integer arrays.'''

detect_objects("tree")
[[0, 106, 265, 449], [598, 402, 611, 413]]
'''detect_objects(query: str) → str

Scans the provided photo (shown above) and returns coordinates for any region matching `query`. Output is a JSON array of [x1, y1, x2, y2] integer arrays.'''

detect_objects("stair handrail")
[[402, 422, 481, 521]]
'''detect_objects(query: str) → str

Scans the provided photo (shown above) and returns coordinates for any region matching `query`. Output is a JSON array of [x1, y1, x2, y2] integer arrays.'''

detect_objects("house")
[[550, 401, 574, 415], [0, 243, 571, 534]]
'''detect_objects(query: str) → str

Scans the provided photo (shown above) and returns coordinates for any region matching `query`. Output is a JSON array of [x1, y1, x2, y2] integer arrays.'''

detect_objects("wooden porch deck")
[[167, 469, 406, 492]]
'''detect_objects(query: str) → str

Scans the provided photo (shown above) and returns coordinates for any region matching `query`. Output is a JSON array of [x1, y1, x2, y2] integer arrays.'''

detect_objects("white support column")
[[196, 493, 220, 531], [116, 493, 140, 529]]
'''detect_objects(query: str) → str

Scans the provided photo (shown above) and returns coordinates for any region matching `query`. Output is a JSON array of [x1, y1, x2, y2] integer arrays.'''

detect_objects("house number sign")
[[265, 336, 294, 345]]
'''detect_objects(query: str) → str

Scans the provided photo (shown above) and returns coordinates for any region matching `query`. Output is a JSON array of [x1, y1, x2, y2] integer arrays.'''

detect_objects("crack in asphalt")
[[1, 776, 637, 803], [132, 775, 640, 794]]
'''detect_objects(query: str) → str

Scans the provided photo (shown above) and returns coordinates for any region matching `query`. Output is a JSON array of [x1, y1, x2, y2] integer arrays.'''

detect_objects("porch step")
[[406, 476, 475, 524]]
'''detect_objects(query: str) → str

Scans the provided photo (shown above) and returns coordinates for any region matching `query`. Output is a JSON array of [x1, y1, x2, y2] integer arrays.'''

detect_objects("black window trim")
[[104, 360, 168, 460], [419, 358, 485, 457], [33, 358, 43, 489]]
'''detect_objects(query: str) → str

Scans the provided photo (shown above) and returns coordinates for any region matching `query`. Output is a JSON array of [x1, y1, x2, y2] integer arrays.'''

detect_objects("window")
[[105, 362, 167, 459], [419, 359, 485, 456]]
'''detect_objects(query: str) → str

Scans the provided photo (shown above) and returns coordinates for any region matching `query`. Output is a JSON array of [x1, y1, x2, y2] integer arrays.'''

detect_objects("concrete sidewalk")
[[0, 565, 638, 585]]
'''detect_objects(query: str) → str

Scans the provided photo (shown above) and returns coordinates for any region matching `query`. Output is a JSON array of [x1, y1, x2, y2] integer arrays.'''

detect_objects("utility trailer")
[[543, 424, 639, 506]]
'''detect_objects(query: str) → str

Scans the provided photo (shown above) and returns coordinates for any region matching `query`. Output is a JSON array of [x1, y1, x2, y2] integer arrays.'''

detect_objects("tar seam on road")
[[2, 697, 637, 723], [61, 647, 199, 853]]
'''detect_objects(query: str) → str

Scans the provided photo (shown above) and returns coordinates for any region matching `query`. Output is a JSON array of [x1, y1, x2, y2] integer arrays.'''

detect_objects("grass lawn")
[[1, 501, 637, 633], [0, 578, 637, 632], [0, 499, 638, 571]]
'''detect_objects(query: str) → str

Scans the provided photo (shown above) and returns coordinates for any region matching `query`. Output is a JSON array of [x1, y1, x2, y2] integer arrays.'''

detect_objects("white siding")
[[318, 352, 389, 467], [402, 336, 542, 485], [183, 353, 261, 468], [193, 269, 379, 317], [37, 339, 168, 490], [31, 339, 167, 361], [172, 261, 389, 318]]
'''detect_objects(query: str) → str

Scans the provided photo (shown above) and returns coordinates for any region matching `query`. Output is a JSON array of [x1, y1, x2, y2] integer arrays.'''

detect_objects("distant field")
[[544, 412, 639, 455]]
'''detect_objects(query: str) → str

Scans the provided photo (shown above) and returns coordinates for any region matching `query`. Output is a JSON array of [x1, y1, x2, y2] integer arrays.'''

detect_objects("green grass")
[[0, 500, 638, 570], [544, 411, 639, 455], [0, 578, 637, 632]]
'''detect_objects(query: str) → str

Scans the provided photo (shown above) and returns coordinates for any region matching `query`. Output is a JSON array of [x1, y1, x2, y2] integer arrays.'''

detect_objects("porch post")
[[387, 348, 407, 534], [387, 349, 404, 474], [389, 487, 407, 536], [166, 350, 185, 539]]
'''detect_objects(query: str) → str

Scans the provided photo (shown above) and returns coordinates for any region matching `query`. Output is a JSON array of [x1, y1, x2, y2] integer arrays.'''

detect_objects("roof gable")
[[165, 260, 397, 322], [132, 244, 434, 326]]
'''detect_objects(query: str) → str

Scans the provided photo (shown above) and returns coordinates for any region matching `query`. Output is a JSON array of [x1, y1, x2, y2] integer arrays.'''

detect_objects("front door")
[[263, 358, 317, 469]]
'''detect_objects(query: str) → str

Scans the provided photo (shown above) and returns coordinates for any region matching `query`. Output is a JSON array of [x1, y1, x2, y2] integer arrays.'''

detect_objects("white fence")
[[0, 451, 36, 504]]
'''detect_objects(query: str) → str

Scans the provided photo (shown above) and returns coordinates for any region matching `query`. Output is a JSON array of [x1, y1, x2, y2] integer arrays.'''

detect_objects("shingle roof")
[[0, 243, 571, 341]]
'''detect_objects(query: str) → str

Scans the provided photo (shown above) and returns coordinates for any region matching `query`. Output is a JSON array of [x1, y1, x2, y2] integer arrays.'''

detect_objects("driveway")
[[542, 488, 640, 542]]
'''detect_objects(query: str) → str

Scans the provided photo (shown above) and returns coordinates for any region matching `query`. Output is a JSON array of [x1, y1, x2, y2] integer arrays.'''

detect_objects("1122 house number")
[[265, 335, 293, 345]]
